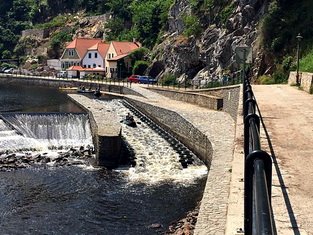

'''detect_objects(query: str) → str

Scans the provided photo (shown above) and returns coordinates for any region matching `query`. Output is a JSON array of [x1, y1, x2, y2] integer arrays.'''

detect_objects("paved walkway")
[[253, 85, 313, 235], [127, 84, 236, 234], [123, 84, 313, 234]]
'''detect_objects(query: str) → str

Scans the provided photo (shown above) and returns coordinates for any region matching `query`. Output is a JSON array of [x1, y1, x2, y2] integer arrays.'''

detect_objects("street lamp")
[[296, 33, 303, 85]]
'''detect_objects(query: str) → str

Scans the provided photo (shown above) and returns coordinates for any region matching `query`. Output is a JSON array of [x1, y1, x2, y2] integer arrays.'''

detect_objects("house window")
[[95, 53, 97, 58], [88, 65, 91, 68], [83, 65, 86, 68], [111, 53, 114, 58], [98, 65, 101, 67], [88, 53, 91, 58], [69, 50, 74, 57], [93, 64, 96, 68], [108, 54, 111, 59]]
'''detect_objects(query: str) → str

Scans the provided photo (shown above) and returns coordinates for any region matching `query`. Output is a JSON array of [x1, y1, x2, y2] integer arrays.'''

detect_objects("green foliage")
[[34, 15, 71, 29], [105, 0, 174, 48], [272, 70, 289, 84], [128, 47, 149, 66], [2, 50, 12, 59], [161, 74, 177, 86], [29, 63, 39, 70], [181, 14, 201, 37], [37, 54, 47, 64], [50, 30, 73, 57], [282, 56, 293, 71], [257, 75, 275, 84], [0, 63, 17, 69], [298, 48, 313, 73], [132, 61, 150, 75], [19, 56, 28, 65]]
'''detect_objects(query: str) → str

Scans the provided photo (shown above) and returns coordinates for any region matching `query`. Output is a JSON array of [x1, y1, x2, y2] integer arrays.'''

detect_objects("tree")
[[132, 60, 150, 75]]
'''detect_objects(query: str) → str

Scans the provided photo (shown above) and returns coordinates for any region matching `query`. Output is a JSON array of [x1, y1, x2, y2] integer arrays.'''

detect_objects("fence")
[[243, 78, 274, 234]]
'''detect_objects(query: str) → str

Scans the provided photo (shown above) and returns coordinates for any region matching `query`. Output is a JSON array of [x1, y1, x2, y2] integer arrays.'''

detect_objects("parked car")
[[4, 68, 14, 73], [57, 71, 67, 78], [128, 75, 140, 83], [0, 67, 8, 73], [138, 75, 158, 84]]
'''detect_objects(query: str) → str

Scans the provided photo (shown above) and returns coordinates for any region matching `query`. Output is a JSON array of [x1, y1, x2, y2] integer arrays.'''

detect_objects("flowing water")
[[0, 83, 208, 234]]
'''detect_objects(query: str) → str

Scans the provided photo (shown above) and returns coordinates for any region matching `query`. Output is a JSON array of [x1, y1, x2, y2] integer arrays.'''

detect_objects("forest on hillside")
[[0, 0, 174, 60], [1, 0, 313, 80]]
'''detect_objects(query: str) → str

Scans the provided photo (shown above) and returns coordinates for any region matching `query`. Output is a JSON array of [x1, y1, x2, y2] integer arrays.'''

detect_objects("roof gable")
[[111, 41, 141, 56], [87, 42, 110, 58], [66, 38, 102, 59]]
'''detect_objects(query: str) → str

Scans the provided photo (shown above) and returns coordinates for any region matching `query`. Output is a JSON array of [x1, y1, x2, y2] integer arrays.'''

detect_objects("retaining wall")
[[186, 85, 240, 121], [288, 71, 313, 93], [0, 76, 142, 97], [147, 87, 223, 111], [147, 85, 240, 121]]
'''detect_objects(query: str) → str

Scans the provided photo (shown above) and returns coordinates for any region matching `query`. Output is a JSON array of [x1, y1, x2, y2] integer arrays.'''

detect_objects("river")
[[0, 83, 207, 234]]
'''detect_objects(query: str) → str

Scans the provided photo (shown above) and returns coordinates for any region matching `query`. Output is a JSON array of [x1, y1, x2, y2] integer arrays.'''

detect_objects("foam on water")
[[0, 114, 93, 153], [96, 99, 208, 184]]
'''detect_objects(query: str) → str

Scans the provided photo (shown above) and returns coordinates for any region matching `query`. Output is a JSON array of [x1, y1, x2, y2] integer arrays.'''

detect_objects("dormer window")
[[69, 49, 74, 57], [88, 53, 92, 58], [95, 53, 98, 58]]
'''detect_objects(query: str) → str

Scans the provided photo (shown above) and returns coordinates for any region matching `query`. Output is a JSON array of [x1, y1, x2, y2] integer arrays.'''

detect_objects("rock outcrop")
[[149, 0, 270, 86]]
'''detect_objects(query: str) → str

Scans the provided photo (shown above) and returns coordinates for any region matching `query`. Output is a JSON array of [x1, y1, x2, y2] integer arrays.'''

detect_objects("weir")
[[0, 113, 93, 153]]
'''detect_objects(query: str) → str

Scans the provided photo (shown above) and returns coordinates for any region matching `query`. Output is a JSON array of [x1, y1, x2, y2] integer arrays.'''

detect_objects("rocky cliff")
[[149, 0, 269, 86]]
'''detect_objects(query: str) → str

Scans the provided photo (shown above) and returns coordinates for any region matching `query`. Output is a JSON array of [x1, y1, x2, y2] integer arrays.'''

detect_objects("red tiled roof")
[[66, 66, 105, 72], [66, 38, 102, 59], [107, 54, 129, 61], [66, 66, 84, 71], [111, 41, 141, 56], [88, 42, 110, 58]]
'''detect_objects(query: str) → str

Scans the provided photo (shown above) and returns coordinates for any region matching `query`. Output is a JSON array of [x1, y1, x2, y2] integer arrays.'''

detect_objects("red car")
[[128, 75, 140, 83]]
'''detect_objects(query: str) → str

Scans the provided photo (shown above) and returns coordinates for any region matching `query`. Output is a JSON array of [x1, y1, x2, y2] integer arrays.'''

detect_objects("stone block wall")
[[288, 71, 313, 93], [21, 28, 50, 39], [147, 87, 223, 110], [187, 85, 240, 121], [125, 97, 213, 166]]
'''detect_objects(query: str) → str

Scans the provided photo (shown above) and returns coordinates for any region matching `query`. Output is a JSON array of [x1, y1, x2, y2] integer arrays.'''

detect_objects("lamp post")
[[296, 33, 303, 85]]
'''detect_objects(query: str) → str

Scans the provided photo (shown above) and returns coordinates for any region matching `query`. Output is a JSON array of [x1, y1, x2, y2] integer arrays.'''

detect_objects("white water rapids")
[[0, 113, 93, 153], [96, 99, 208, 184]]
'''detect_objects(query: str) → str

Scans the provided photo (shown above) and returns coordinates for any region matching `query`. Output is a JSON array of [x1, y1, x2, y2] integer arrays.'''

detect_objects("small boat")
[[77, 88, 94, 93], [58, 87, 77, 90], [122, 119, 137, 127]]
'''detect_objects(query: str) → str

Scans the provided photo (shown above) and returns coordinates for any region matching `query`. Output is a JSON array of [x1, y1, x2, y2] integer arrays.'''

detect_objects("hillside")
[[1, 0, 313, 84]]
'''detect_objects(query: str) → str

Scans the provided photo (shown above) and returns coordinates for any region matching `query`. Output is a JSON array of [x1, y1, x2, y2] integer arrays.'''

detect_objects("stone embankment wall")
[[189, 85, 240, 121], [147, 85, 240, 121], [125, 97, 213, 166], [21, 28, 50, 39], [0, 76, 142, 97], [147, 87, 223, 110], [68, 94, 122, 168], [288, 71, 313, 94]]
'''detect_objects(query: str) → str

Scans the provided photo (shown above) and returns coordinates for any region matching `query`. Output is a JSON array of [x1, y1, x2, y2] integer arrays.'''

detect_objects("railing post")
[[244, 150, 273, 235]]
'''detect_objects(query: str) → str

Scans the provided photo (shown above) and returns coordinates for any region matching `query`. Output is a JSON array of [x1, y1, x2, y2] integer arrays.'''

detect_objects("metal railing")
[[243, 78, 274, 235]]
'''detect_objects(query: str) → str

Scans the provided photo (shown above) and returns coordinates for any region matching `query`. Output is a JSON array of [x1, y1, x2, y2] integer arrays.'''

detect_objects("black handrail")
[[243, 78, 274, 235]]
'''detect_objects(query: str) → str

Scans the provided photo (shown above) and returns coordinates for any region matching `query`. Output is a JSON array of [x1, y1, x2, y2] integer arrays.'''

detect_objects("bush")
[[257, 75, 275, 84], [29, 63, 38, 70], [161, 74, 177, 86], [273, 71, 289, 84], [182, 14, 201, 37], [132, 61, 150, 75]]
